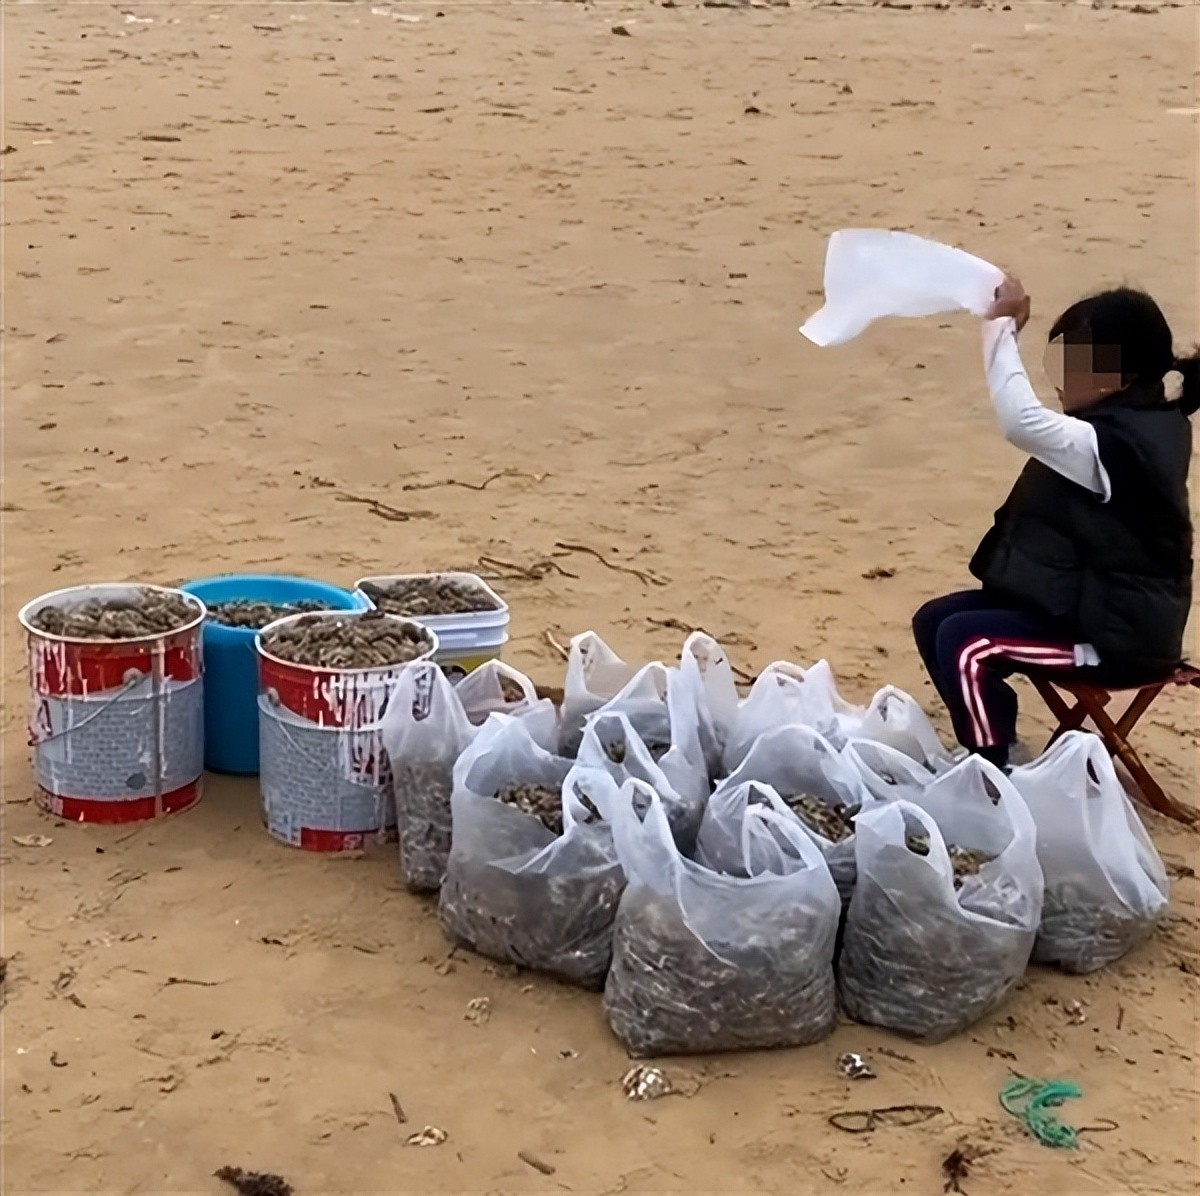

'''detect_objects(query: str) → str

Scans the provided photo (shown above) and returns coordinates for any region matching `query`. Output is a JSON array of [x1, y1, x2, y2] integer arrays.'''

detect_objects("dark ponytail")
[[1048, 288, 1200, 414], [1177, 352, 1200, 417]]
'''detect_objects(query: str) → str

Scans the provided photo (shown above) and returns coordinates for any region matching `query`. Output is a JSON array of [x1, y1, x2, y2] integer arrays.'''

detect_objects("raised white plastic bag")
[[800, 229, 1005, 347], [605, 788, 840, 1057], [700, 725, 872, 907], [722, 660, 842, 771], [679, 631, 739, 779], [1009, 731, 1169, 974], [577, 711, 706, 852], [561, 632, 638, 756], [838, 757, 1043, 1042], [439, 719, 625, 988]]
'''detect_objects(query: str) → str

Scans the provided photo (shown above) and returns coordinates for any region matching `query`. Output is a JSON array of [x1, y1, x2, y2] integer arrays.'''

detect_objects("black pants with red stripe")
[[912, 589, 1077, 763]]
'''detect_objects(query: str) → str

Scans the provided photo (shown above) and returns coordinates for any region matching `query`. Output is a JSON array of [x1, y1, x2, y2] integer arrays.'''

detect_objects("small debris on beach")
[[466, 996, 492, 1026], [837, 1051, 876, 1080], [622, 1065, 674, 1101], [214, 1166, 293, 1196], [406, 1126, 448, 1147], [518, 1150, 556, 1175], [1064, 999, 1087, 1025]]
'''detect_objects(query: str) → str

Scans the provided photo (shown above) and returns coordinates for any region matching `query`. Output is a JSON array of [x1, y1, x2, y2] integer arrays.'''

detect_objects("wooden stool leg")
[[1115, 684, 1166, 738], [1026, 673, 1194, 824], [1030, 678, 1089, 749], [1081, 695, 1195, 823]]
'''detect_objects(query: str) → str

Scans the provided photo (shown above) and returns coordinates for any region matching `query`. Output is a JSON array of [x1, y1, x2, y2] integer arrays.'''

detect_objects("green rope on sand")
[[1000, 1075, 1084, 1149]]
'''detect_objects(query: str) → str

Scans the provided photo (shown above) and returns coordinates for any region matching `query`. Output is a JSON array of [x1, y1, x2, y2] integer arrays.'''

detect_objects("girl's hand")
[[987, 273, 1031, 332]]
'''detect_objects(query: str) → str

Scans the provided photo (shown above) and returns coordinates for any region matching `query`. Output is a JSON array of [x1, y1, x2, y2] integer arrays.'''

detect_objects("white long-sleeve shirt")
[[982, 318, 1112, 499], [981, 318, 1105, 666]]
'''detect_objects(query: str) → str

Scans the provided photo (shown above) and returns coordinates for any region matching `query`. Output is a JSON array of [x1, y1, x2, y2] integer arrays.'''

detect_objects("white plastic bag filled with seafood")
[[1010, 731, 1168, 974], [577, 710, 705, 853], [839, 758, 1043, 1042], [561, 632, 638, 756], [453, 659, 544, 724], [382, 663, 557, 893], [791, 659, 868, 748], [844, 685, 954, 772], [583, 662, 709, 807], [695, 780, 801, 873], [700, 725, 872, 907], [679, 631, 740, 779], [841, 737, 940, 803], [381, 662, 479, 893], [439, 718, 624, 988], [722, 660, 842, 771], [605, 786, 839, 1057]]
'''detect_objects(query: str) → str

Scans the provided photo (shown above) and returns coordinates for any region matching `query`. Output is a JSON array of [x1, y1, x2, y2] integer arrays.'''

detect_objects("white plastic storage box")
[[354, 573, 509, 681]]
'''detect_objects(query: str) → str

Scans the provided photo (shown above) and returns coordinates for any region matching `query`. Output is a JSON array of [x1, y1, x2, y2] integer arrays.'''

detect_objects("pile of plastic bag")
[[377, 628, 1171, 1055]]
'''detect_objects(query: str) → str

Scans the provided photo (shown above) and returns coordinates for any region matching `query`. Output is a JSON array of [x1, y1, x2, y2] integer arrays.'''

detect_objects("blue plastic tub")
[[182, 574, 369, 775]]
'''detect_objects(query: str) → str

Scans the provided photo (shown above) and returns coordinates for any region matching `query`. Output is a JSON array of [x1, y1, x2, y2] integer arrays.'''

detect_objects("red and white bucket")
[[255, 612, 438, 852], [19, 583, 206, 823]]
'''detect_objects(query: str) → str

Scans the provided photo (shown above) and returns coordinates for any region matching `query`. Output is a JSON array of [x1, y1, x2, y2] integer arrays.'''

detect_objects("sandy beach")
[[3, 2, 1198, 1192]]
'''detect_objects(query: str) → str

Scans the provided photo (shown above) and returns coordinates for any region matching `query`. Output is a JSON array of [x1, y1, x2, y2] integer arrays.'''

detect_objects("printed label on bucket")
[[258, 698, 395, 851], [32, 679, 204, 802]]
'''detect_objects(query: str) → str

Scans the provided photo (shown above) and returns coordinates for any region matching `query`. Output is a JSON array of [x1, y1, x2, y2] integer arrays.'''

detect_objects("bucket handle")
[[28, 671, 149, 747]]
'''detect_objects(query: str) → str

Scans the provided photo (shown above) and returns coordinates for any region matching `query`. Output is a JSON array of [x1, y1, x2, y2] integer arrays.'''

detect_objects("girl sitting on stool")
[[913, 278, 1197, 769]]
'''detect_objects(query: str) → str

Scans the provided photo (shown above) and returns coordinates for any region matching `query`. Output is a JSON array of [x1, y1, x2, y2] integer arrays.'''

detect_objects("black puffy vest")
[[970, 394, 1193, 682]]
